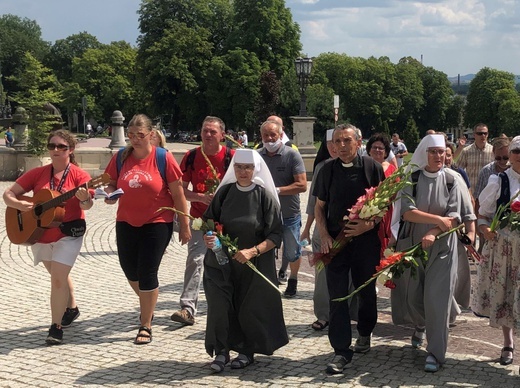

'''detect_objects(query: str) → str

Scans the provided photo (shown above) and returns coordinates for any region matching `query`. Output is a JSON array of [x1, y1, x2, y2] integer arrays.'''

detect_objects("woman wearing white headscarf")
[[391, 134, 475, 372], [472, 135, 520, 366], [202, 149, 287, 372]]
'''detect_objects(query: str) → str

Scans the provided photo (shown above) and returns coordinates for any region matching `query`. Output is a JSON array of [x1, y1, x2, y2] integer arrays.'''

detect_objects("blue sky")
[[1, 0, 518, 77]]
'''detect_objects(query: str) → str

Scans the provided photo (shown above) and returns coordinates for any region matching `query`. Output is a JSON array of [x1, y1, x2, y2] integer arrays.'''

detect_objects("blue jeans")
[[281, 214, 302, 263]]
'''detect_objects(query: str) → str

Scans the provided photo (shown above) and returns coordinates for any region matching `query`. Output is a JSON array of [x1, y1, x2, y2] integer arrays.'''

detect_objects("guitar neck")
[[31, 174, 109, 218], [43, 187, 82, 212]]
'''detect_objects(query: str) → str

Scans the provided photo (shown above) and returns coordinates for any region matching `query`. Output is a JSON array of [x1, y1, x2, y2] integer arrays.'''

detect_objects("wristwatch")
[[276, 187, 280, 194], [254, 245, 261, 256]]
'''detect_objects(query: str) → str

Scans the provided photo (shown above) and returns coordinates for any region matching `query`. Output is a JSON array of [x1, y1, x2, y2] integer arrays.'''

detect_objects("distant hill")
[[448, 74, 520, 85]]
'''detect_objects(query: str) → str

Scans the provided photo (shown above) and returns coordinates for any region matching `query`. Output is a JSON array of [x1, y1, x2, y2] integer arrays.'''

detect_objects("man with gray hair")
[[259, 117, 307, 297]]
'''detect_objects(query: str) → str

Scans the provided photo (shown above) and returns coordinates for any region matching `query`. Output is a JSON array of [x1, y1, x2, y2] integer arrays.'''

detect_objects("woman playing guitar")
[[3, 129, 93, 345]]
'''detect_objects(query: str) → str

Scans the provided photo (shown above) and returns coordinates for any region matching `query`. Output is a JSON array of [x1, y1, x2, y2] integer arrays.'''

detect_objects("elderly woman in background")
[[391, 134, 475, 372], [472, 136, 520, 366], [202, 148, 287, 372], [103, 114, 190, 345], [366, 133, 397, 254]]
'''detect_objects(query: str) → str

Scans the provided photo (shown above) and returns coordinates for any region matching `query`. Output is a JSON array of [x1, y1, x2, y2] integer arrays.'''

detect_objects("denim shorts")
[[282, 214, 302, 262]]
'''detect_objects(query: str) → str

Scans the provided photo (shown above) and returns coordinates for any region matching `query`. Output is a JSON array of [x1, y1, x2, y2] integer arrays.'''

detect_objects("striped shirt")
[[456, 142, 494, 192]]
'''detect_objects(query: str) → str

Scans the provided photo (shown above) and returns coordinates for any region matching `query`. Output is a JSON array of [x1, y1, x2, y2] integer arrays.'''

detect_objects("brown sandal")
[[134, 326, 152, 345]]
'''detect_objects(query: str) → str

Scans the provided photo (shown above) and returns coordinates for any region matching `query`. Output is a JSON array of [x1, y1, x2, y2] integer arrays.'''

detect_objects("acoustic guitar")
[[5, 173, 110, 245]]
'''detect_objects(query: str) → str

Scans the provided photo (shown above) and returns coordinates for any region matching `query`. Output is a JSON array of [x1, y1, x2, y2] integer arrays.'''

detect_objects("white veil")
[[215, 148, 280, 206]]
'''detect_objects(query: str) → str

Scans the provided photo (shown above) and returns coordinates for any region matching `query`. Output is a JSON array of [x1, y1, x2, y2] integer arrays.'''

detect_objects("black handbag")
[[59, 219, 86, 237]]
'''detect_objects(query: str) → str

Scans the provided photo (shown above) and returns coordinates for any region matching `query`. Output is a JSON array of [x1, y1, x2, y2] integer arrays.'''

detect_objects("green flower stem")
[[490, 191, 520, 232], [332, 224, 463, 302], [245, 261, 283, 295]]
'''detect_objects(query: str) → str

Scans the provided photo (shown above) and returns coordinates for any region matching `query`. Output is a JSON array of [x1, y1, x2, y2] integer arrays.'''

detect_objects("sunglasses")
[[47, 143, 70, 151], [495, 156, 509, 161], [511, 149, 520, 154], [127, 132, 150, 140], [234, 164, 255, 171], [474, 132, 488, 136]]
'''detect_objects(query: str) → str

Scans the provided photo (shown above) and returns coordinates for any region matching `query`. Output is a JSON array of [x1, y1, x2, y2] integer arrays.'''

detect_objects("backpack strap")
[[496, 172, 510, 211], [116, 147, 167, 183], [412, 169, 455, 198], [116, 148, 125, 178], [155, 146, 167, 183], [184, 146, 231, 172], [183, 148, 197, 172], [224, 146, 232, 171]]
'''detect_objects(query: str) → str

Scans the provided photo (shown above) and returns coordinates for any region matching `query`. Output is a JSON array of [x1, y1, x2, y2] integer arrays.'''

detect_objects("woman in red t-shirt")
[[103, 114, 191, 345], [3, 129, 93, 345]]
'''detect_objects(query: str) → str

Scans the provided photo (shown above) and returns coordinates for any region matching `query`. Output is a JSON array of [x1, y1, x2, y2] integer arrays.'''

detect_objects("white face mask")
[[264, 139, 283, 153]]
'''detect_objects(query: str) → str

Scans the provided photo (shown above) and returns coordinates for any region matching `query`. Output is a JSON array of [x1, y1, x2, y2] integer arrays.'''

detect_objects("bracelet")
[[254, 245, 261, 256], [80, 198, 91, 205]]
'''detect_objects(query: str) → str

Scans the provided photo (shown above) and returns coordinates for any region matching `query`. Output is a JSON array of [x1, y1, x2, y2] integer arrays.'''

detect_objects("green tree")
[[445, 95, 466, 131], [0, 14, 50, 93], [402, 117, 420, 152], [465, 67, 516, 136], [8, 53, 62, 155], [227, 0, 301, 78], [137, 0, 233, 129], [496, 89, 520, 136], [71, 42, 138, 121], [45, 32, 102, 81], [306, 83, 335, 139], [417, 66, 454, 133], [206, 49, 262, 129]]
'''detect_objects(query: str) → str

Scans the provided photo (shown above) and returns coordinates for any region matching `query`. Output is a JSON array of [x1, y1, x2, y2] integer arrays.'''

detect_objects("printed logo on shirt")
[[122, 170, 153, 189]]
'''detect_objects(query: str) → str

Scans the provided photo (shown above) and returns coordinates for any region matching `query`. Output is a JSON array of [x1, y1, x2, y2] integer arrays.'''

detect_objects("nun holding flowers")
[[390, 134, 475, 372], [202, 148, 287, 372]]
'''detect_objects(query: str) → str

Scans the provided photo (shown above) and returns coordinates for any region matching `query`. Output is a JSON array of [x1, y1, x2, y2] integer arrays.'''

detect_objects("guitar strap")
[[50, 164, 71, 193]]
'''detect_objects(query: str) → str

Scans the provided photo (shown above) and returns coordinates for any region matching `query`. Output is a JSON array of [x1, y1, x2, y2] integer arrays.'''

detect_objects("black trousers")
[[326, 233, 380, 360]]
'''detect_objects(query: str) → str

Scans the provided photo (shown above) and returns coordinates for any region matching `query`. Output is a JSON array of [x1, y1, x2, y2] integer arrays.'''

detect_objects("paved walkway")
[[0, 170, 518, 386]]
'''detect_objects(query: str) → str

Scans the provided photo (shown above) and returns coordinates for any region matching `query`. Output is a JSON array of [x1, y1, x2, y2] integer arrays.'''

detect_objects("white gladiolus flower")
[[192, 218, 203, 230]]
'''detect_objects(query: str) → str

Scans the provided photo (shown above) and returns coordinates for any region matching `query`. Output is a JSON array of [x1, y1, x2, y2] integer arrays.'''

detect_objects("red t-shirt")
[[179, 146, 235, 218], [105, 147, 183, 226], [16, 164, 92, 243]]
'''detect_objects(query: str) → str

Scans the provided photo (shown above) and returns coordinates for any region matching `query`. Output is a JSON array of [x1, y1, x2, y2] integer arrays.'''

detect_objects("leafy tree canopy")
[[0, 14, 50, 93]]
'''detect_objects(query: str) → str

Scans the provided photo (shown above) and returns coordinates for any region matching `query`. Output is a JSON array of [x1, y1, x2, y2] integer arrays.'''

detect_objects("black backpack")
[[182, 146, 232, 173]]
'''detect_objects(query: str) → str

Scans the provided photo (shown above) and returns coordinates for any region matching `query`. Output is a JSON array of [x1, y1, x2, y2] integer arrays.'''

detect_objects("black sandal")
[[134, 326, 152, 345], [311, 320, 329, 331], [210, 352, 230, 373], [230, 354, 254, 369], [499, 346, 514, 365]]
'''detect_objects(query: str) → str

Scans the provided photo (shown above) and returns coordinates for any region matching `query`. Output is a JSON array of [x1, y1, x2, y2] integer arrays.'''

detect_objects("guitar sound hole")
[[34, 205, 43, 217]]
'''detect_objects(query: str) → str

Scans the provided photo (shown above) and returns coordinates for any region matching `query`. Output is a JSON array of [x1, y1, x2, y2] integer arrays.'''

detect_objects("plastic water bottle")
[[207, 231, 229, 265], [299, 239, 312, 263]]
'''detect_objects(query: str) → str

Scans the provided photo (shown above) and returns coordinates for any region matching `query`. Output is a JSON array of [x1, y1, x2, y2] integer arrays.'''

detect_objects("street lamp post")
[[294, 57, 313, 117]]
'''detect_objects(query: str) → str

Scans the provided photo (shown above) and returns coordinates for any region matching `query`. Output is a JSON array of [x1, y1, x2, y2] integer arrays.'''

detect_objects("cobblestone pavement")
[[0, 178, 518, 387]]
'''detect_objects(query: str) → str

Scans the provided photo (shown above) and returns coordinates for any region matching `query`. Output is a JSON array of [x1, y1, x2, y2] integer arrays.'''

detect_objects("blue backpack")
[[116, 147, 168, 183]]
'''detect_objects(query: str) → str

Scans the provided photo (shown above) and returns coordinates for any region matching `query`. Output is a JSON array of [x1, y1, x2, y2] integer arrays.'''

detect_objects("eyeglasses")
[[495, 156, 509, 161], [234, 164, 255, 171], [511, 149, 520, 154], [427, 149, 445, 156], [475, 132, 488, 136], [370, 146, 385, 151], [127, 132, 150, 140], [47, 143, 69, 151]]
